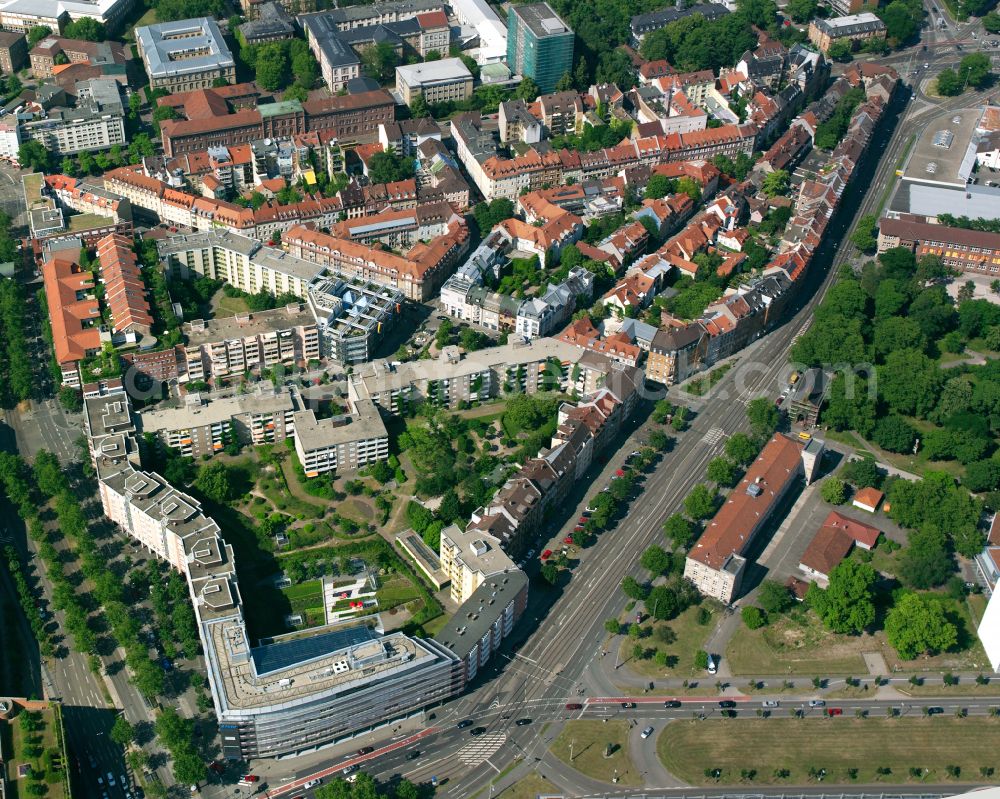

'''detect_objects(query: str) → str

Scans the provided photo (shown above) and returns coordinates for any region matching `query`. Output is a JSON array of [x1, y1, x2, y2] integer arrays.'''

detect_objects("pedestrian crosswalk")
[[457, 733, 507, 765], [701, 427, 725, 447]]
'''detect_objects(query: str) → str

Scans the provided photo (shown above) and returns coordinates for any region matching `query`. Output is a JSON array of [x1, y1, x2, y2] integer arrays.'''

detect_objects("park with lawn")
[[551, 720, 642, 786]]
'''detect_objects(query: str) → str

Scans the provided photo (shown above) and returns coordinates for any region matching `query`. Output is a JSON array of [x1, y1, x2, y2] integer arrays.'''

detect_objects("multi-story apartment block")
[[306, 276, 404, 363], [182, 303, 321, 382], [330, 200, 460, 249], [20, 100, 126, 155], [395, 58, 473, 106], [506, 2, 574, 94], [84, 391, 465, 760], [136, 18, 236, 92], [498, 100, 542, 144], [438, 524, 518, 605], [41, 251, 103, 387], [808, 13, 886, 54], [138, 389, 298, 457], [0, 29, 25, 73], [684, 435, 823, 604], [0, 0, 136, 33], [646, 323, 708, 385], [29, 36, 128, 79], [282, 220, 469, 302], [159, 229, 321, 299], [238, 1, 296, 45], [292, 397, 389, 475]]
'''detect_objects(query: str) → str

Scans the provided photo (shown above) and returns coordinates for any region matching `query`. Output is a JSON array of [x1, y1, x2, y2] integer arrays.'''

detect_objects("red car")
[[541, 549, 552, 559], [615, 469, 625, 477], [563, 535, 573, 544], [566, 703, 583, 710], [826, 708, 843, 716], [574, 525, 584, 532], [578, 517, 587, 523]]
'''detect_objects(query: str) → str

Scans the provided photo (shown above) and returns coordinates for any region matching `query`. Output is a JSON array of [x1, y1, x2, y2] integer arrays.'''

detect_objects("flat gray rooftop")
[[903, 107, 979, 189]]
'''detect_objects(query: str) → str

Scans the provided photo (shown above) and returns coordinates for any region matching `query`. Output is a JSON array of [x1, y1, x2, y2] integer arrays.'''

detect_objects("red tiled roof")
[[852, 487, 884, 510], [42, 255, 102, 367], [800, 526, 853, 578], [822, 510, 880, 549], [690, 434, 804, 569]]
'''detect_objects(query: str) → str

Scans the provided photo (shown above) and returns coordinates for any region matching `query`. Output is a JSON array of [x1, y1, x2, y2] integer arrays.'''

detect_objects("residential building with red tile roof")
[[42, 254, 103, 387], [96, 233, 152, 335]]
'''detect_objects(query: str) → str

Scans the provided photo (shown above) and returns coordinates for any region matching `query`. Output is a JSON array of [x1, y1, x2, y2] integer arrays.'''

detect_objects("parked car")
[[541, 549, 552, 559], [563, 536, 574, 545], [640, 726, 654, 739], [238, 776, 258, 786]]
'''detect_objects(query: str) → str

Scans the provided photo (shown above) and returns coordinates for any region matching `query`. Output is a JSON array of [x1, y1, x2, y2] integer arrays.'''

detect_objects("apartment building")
[[182, 303, 321, 382], [29, 36, 128, 79], [434, 568, 528, 682], [646, 323, 708, 385], [684, 434, 823, 604], [84, 392, 464, 760], [395, 58, 473, 107], [0, 29, 25, 73], [96, 232, 152, 335], [439, 524, 517, 604], [136, 18, 236, 92], [42, 252, 103, 387], [293, 397, 389, 475], [282, 220, 469, 302], [305, 276, 404, 363], [138, 389, 298, 457], [629, 3, 728, 45], [877, 214, 1000, 275], [158, 229, 321, 299], [808, 13, 886, 54], [299, 12, 361, 91], [330, 200, 459, 248], [238, 1, 296, 44], [498, 100, 542, 144], [20, 101, 126, 155]]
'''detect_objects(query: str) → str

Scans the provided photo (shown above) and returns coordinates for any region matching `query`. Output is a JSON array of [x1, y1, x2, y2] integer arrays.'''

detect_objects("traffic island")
[[658, 717, 1000, 784], [550, 720, 642, 786]]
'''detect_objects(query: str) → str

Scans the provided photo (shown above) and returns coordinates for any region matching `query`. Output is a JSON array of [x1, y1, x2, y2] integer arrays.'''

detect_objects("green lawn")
[[214, 293, 251, 318], [5, 704, 69, 799], [375, 576, 422, 610], [497, 773, 560, 799], [550, 720, 642, 786], [618, 602, 722, 678], [281, 580, 324, 617], [727, 601, 989, 676], [684, 363, 734, 397], [659, 717, 1000, 785]]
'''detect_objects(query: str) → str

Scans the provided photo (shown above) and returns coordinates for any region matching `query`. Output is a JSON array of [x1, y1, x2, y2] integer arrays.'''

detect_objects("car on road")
[[565, 703, 583, 710], [341, 765, 358, 776], [640, 726, 654, 739], [469, 727, 487, 736], [762, 700, 779, 708], [809, 699, 825, 707], [302, 779, 321, 789], [621, 702, 635, 709], [456, 719, 474, 729], [515, 718, 532, 726], [406, 750, 420, 760], [927, 706, 945, 715], [664, 700, 681, 708], [356, 747, 373, 756], [826, 708, 843, 716], [718, 700, 736, 708]]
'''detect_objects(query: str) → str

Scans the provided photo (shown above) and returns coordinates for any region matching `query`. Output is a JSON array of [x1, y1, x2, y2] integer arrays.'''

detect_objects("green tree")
[[27, 26, 51, 47], [110, 716, 134, 746], [541, 562, 559, 584], [647, 584, 680, 620], [367, 150, 416, 184], [786, 0, 817, 20], [640, 545, 671, 575], [959, 52, 992, 89], [684, 484, 717, 521], [62, 17, 104, 40], [808, 560, 877, 634], [936, 68, 963, 96], [18, 140, 51, 173], [621, 575, 649, 600], [761, 169, 790, 197], [663, 513, 695, 549], [885, 593, 959, 660], [964, 460, 1000, 493], [514, 76, 540, 101], [255, 43, 290, 91], [757, 579, 793, 614], [820, 477, 848, 505], [193, 461, 239, 504], [361, 41, 398, 83], [644, 173, 675, 200], [984, 10, 1000, 31], [706, 457, 738, 487], [826, 39, 854, 62], [879, 0, 919, 45], [878, 349, 943, 418], [746, 397, 780, 440], [872, 414, 917, 453], [898, 523, 953, 589], [851, 214, 878, 253], [724, 432, 757, 465], [741, 606, 766, 629]]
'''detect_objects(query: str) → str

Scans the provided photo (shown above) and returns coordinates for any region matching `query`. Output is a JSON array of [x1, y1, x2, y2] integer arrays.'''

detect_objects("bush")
[[741, 606, 767, 629], [820, 477, 848, 504]]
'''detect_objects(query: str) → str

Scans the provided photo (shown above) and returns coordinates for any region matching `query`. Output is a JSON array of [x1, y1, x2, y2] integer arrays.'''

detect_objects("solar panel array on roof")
[[250, 624, 378, 675]]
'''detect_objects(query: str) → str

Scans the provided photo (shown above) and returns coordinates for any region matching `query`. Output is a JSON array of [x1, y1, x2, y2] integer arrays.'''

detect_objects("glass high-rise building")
[[506, 2, 574, 95]]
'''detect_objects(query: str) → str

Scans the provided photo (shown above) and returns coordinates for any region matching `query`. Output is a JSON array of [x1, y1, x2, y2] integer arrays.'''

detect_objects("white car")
[[762, 700, 779, 708], [707, 656, 717, 674], [809, 699, 825, 707], [302, 780, 321, 790], [107, 774, 116, 787]]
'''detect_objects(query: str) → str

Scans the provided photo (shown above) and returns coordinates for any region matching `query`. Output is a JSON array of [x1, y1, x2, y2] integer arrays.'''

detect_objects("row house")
[[330, 201, 461, 249]]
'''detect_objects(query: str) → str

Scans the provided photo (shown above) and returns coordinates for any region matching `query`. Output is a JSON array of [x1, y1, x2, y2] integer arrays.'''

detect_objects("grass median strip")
[[551, 720, 642, 786], [658, 717, 1000, 785]]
